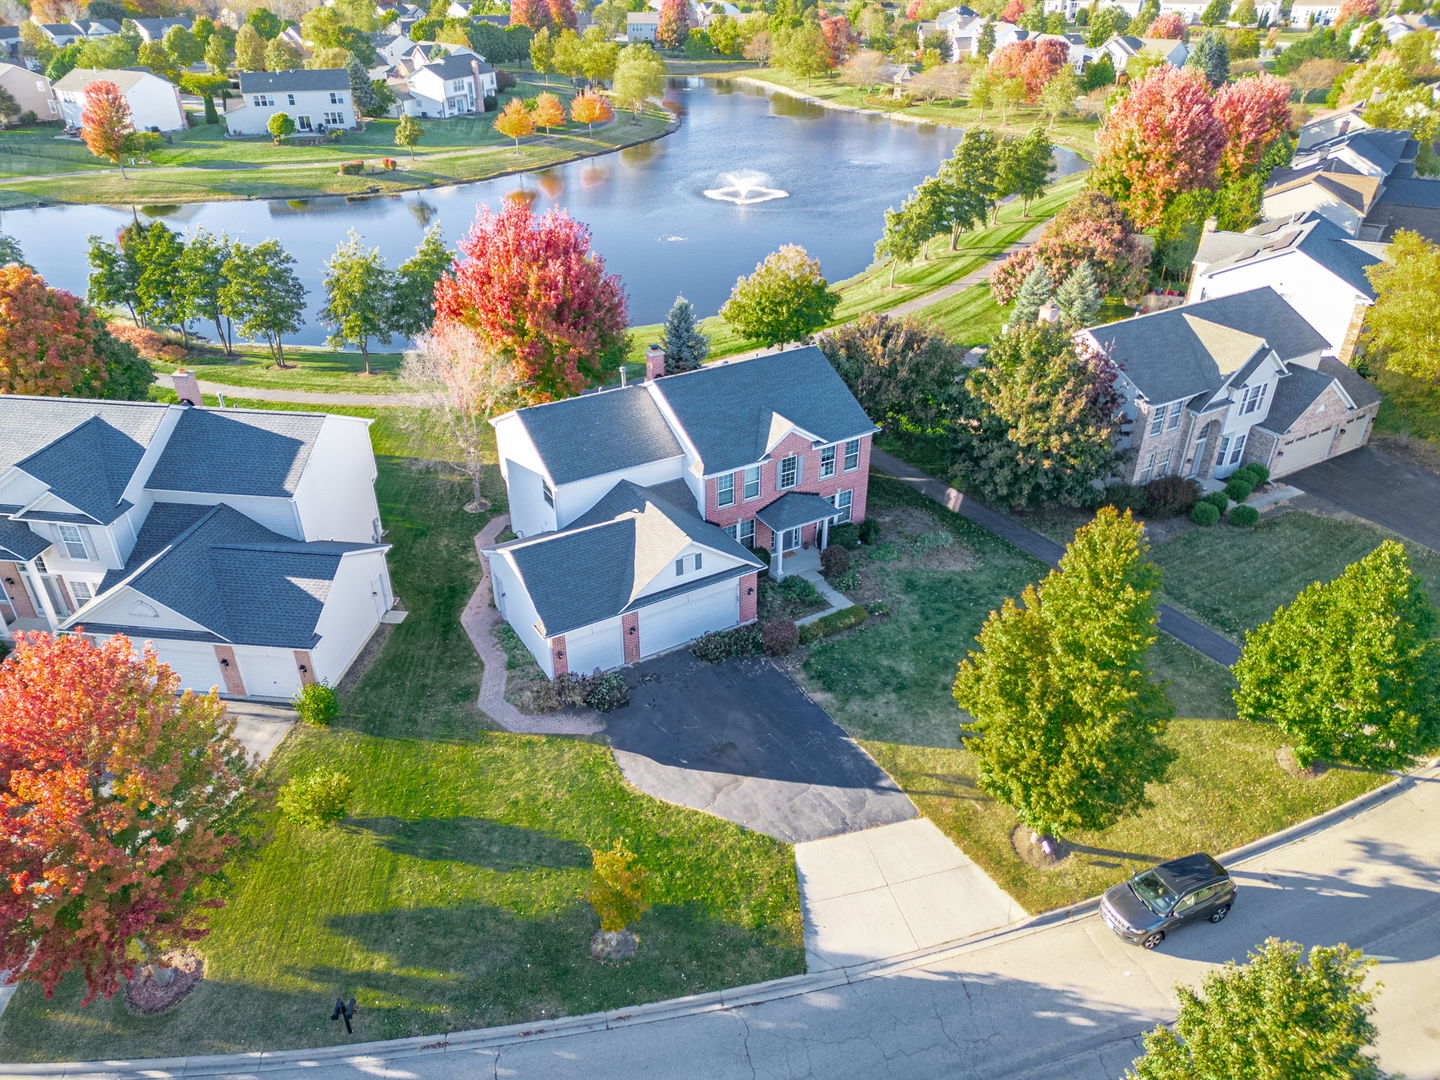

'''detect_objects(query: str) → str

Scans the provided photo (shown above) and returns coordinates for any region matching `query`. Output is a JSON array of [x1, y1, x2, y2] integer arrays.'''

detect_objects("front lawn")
[[800, 478, 1393, 913], [0, 411, 801, 1062]]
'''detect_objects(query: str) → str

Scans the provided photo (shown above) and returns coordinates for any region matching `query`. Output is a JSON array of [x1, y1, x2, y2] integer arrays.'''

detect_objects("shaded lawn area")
[[0, 410, 801, 1063], [800, 477, 1392, 913], [154, 344, 408, 395], [1151, 510, 1440, 639], [1373, 368, 1440, 459]]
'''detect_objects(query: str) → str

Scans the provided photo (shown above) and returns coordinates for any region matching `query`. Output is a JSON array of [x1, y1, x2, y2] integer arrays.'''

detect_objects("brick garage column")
[[622, 612, 640, 663], [550, 635, 568, 677], [213, 645, 246, 696], [739, 572, 758, 624], [293, 650, 317, 686]]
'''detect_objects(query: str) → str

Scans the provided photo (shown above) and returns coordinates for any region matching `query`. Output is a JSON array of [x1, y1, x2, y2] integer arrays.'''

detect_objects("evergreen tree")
[[1054, 260, 1101, 327], [953, 507, 1173, 852], [1187, 31, 1231, 86], [659, 295, 710, 374], [1234, 540, 1440, 769], [976, 18, 996, 57], [0, 233, 27, 270], [346, 57, 379, 116], [1010, 260, 1054, 324]]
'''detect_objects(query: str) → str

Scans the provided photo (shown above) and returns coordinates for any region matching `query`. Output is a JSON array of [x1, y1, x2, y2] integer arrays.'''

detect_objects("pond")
[[0, 80, 1084, 345]]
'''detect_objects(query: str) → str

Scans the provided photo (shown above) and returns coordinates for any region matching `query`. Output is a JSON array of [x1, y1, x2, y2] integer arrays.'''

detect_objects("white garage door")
[[1332, 415, 1369, 456], [642, 583, 739, 658], [565, 620, 625, 675], [1273, 426, 1336, 477], [152, 639, 223, 695], [237, 649, 302, 699]]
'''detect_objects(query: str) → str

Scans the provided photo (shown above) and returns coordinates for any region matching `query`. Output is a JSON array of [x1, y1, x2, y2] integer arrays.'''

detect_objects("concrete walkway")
[[871, 449, 1242, 667], [795, 569, 851, 626], [196, 380, 420, 407], [797, 818, 1025, 971], [225, 701, 297, 763]]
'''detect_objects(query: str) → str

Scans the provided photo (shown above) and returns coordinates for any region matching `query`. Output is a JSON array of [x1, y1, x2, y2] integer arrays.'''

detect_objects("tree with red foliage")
[[990, 191, 1150, 306], [1093, 65, 1225, 227], [548, 0, 578, 32], [989, 37, 1071, 102], [510, 0, 552, 31], [906, 0, 924, 18], [434, 201, 630, 402], [0, 265, 138, 398], [1213, 74, 1293, 184], [1149, 12, 1188, 39], [657, 0, 692, 49], [1001, 0, 1025, 22], [0, 633, 256, 1004], [821, 15, 861, 67], [1335, 0, 1379, 27], [79, 80, 134, 178]]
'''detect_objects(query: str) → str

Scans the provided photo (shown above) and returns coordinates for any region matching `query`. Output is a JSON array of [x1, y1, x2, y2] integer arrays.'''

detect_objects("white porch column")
[[771, 531, 784, 579], [821, 518, 830, 549], [23, 562, 60, 630]]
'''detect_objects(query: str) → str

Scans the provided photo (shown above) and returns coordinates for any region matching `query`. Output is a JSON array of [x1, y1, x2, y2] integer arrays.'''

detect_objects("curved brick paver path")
[[461, 513, 602, 736]]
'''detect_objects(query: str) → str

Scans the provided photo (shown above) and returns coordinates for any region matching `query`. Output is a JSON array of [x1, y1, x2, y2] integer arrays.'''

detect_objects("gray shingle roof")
[[649, 347, 877, 475], [147, 408, 326, 497], [1201, 214, 1382, 299], [15, 415, 144, 524], [755, 491, 842, 533], [1260, 365, 1339, 433], [0, 519, 48, 561], [494, 479, 761, 637], [236, 68, 349, 93], [1318, 356, 1381, 409], [1088, 288, 1328, 404], [507, 386, 684, 486], [420, 54, 493, 79], [1292, 215, 1383, 297]]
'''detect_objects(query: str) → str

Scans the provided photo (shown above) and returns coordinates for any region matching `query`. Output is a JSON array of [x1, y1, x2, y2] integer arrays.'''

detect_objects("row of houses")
[[931, 11, 1191, 73], [0, 62, 186, 130]]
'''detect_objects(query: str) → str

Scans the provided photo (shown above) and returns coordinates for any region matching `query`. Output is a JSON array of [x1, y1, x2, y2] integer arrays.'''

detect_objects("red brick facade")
[[551, 635, 568, 676], [293, 650, 317, 685], [702, 431, 871, 550], [0, 563, 37, 619], [739, 572, 758, 623], [213, 645, 246, 696], [622, 611, 640, 663]]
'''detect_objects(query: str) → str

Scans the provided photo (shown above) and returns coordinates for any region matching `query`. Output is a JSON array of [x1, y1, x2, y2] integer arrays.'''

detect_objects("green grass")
[[1152, 511, 1440, 639], [0, 411, 801, 1062], [155, 344, 408, 395], [1373, 368, 1440, 454], [802, 477, 1392, 913]]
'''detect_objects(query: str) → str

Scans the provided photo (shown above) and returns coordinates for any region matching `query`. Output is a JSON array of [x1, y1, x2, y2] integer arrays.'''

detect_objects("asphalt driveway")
[[1288, 447, 1440, 551], [603, 651, 917, 843]]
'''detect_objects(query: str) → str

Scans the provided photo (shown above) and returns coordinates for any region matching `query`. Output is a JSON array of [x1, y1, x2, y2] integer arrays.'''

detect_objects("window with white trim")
[[844, 438, 861, 471], [819, 445, 836, 478], [1156, 448, 1172, 475], [743, 466, 761, 500], [286, 92, 295, 105], [1227, 433, 1247, 466], [716, 472, 735, 507], [1239, 383, 1264, 415], [1216, 434, 1230, 465], [253, 93, 274, 106], [1148, 403, 1169, 437], [329, 91, 345, 104], [56, 523, 88, 560], [1138, 453, 1157, 483], [323, 111, 346, 126], [69, 580, 93, 606], [737, 518, 754, 546], [778, 454, 800, 489], [832, 489, 853, 523]]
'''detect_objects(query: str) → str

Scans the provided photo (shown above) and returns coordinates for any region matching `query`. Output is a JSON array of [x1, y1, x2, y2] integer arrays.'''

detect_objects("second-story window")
[[743, 465, 761, 500], [330, 91, 345, 104], [844, 438, 861, 471], [56, 523, 88, 560], [1239, 384, 1265, 415], [819, 445, 836, 478], [717, 473, 735, 507], [778, 454, 800, 490], [1149, 403, 1169, 437]]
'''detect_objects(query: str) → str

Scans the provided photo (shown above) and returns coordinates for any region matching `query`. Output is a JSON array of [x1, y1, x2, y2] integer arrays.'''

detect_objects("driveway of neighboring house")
[[1288, 447, 1440, 552], [605, 651, 917, 844], [226, 700, 297, 763]]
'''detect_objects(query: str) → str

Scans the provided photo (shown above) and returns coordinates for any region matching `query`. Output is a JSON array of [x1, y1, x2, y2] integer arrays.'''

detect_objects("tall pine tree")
[[1010, 260, 1054, 325], [1055, 260, 1101, 327], [659, 295, 709, 374]]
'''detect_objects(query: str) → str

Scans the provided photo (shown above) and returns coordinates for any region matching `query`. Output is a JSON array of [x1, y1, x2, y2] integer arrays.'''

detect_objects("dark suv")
[[1100, 853, 1235, 950]]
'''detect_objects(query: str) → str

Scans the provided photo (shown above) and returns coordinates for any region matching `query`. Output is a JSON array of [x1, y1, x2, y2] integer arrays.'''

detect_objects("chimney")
[[1202, 216, 1218, 234], [171, 368, 201, 406], [645, 344, 666, 381]]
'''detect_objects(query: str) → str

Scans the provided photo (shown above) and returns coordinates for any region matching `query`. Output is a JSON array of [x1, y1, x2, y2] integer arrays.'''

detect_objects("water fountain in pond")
[[702, 169, 789, 205]]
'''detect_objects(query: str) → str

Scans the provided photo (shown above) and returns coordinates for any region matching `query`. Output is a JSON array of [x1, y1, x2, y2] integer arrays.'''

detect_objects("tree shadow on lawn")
[[347, 815, 590, 872]]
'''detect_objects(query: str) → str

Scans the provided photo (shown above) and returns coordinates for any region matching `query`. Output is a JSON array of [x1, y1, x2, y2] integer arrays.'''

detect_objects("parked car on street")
[[1100, 853, 1236, 949]]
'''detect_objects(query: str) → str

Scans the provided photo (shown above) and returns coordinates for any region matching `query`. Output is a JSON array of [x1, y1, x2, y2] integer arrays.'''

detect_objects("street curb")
[[3, 769, 1432, 1076]]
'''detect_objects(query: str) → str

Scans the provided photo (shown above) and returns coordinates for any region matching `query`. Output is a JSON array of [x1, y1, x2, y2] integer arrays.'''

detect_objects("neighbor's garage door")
[[1332, 415, 1370, 456], [642, 582, 739, 659], [152, 639, 224, 695], [1273, 426, 1336, 478], [237, 648, 302, 699], [565, 619, 625, 675]]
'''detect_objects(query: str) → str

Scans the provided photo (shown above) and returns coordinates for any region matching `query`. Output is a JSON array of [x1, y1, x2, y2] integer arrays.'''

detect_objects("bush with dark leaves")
[[820, 544, 852, 580], [761, 619, 798, 656], [1191, 501, 1220, 526], [691, 624, 763, 662], [1143, 475, 1201, 517]]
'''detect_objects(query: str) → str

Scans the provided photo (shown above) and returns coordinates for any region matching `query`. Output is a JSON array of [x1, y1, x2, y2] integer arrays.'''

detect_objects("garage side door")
[[152, 640, 224, 695], [237, 648, 302, 700], [641, 582, 739, 659], [566, 619, 625, 675], [1273, 426, 1336, 478]]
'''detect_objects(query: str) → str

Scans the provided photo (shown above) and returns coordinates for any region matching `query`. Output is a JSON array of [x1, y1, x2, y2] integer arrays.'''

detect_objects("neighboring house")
[[1101, 35, 1190, 71], [0, 26, 20, 62], [372, 30, 418, 68], [487, 347, 878, 678], [130, 17, 191, 42], [0, 394, 396, 700], [1081, 287, 1379, 483], [71, 19, 121, 39], [395, 53, 495, 116], [54, 67, 185, 131], [35, 23, 87, 48], [1362, 175, 1440, 244], [1264, 0, 1344, 25], [1110, 0, 1209, 15], [1189, 213, 1385, 361], [1262, 168, 1383, 236], [1295, 103, 1369, 153], [626, 11, 659, 41], [445, 0, 474, 15], [225, 69, 357, 136], [1265, 127, 1422, 237], [0, 62, 59, 124]]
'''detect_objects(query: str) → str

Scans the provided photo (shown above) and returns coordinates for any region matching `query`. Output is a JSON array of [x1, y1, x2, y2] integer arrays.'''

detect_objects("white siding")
[[1261, 188, 1362, 236], [1192, 253, 1367, 354], [225, 86, 357, 136], [294, 415, 382, 542], [308, 549, 392, 685], [490, 553, 553, 677], [553, 456, 688, 529], [74, 585, 212, 635], [632, 543, 749, 600]]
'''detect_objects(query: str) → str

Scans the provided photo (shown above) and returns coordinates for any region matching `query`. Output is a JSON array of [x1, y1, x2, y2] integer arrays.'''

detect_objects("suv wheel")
[[1141, 931, 1165, 950], [1208, 905, 1231, 924]]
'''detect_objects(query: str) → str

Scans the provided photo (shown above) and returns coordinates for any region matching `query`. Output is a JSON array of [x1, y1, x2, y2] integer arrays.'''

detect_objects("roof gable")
[[14, 415, 145, 524], [1180, 315, 1267, 377], [504, 385, 685, 486], [147, 408, 326, 497]]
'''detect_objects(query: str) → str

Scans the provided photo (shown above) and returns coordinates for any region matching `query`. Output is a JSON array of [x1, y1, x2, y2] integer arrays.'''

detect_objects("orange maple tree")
[[494, 97, 537, 145], [0, 265, 110, 398], [79, 80, 135, 178], [570, 89, 613, 131], [531, 91, 566, 133], [0, 634, 258, 1003]]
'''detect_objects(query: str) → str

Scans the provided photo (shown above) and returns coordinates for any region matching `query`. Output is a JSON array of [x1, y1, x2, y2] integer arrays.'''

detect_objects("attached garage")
[[149, 639, 224, 695], [565, 618, 625, 676], [1332, 414, 1370, 456], [236, 647, 302, 699], [641, 581, 739, 659], [1272, 426, 1336, 478]]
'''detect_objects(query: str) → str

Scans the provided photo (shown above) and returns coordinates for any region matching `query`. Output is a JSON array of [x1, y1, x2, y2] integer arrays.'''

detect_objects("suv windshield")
[[1130, 870, 1180, 915]]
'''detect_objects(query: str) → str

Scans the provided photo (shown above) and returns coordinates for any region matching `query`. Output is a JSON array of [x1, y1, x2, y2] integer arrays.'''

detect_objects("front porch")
[[756, 492, 840, 582]]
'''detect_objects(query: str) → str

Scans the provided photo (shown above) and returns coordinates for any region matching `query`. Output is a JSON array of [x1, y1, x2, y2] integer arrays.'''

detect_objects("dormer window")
[[1239, 384, 1265, 415], [778, 454, 800, 490]]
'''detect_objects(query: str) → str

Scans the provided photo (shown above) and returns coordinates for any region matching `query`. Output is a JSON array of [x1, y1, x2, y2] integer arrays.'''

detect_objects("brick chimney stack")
[[171, 368, 201, 406], [645, 344, 666, 381]]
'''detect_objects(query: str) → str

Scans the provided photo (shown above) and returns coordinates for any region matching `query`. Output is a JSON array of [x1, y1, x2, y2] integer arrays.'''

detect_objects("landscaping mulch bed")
[[1010, 826, 1071, 870], [122, 952, 204, 1015], [1276, 746, 1328, 781]]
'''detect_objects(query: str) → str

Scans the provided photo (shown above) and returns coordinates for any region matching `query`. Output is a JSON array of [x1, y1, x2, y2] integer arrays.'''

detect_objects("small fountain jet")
[[702, 169, 789, 206]]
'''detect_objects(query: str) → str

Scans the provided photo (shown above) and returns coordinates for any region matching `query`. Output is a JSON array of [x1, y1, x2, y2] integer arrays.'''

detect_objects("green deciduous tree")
[[235, 23, 267, 71], [320, 230, 394, 375], [719, 244, 840, 348], [1127, 939, 1388, 1080], [176, 229, 234, 354], [1233, 539, 1440, 769], [659, 294, 709, 373], [996, 126, 1053, 214], [267, 111, 295, 143], [1363, 230, 1440, 383], [936, 127, 1001, 245], [0, 233, 27, 269], [818, 313, 969, 431], [395, 113, 425, 158], [219, 239, 306, 367], [132, 222, 189, 343], [953, 506, 1172, 850], [386, 225, 452, 341], [612, 42, 666, 117]]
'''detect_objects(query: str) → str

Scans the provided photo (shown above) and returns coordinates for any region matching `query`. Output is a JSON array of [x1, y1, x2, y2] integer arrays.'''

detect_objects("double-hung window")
[[1149, 403, 1169, 437], [736, 518, 755, 546], [330, 91, 345, 104], [843, 438, 861, 471], [819, 445, 836, 478], [253, 93, 273, 106], [832, 490, 853, 523], [56, 523, 87, 560], [1239, 384, 1264, 415], [323, 111, 346, 126], [286, 93, 295, 105], [1227, 433, 1247, 466], [675, 557, 685, 577], [716, 473, 735, 507], [778, 454, 800, 490], [1156, 448, 1172, 475], [69, 580, 93, 606], [1138, 453, 1157, 484], [743, 465, 761, 500]]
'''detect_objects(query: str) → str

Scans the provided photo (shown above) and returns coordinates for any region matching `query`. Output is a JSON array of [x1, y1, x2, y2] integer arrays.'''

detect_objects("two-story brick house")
[[487, 347, 877, 677], [1081, 286, 1380, 484]]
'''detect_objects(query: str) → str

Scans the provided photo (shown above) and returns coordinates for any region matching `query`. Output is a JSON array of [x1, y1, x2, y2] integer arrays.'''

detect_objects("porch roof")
[[756, 492, 839, 534]]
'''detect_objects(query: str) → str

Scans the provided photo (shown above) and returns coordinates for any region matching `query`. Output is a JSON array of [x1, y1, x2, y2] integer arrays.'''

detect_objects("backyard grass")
[[0, 410, 802, 1062], [1373, 368, 1440, 459], [801, 477, 1393, 913], [154, 344, 407, 395]]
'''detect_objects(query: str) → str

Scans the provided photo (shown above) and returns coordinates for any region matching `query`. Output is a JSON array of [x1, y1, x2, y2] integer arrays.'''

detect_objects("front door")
[[41, 575, 71, 618], [781, 528, 801, 554]]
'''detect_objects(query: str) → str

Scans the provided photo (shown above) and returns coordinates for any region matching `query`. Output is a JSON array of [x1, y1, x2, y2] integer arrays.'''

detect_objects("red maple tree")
[[79, 80, 134, 178], [1000, 0, 1025, 22], [1213, 74, 1294, 184], [657, 0, 692, 49], [547, 0, 578, 32], [509, 0, 552, 31], [434, 201, 630, 403], [1335, 0, 1379, 27], [989, 38, 1072, 102], [821, 15, 861, 67], [989, 191, 1150, 305], [0, 634, 257, 1003], [1149, 12, 1188, 39], [0, 265, 110, 397]]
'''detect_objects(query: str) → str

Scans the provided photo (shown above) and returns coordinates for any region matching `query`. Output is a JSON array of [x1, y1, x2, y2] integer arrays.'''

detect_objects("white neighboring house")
[[0, 390, 397, 700], [1100, 34, 1190, 71], [226, 69, 357, 136], [1264, 0, 1343, 25], [396, 53, 496, 117], [54, 67, 186, 131], [130, 17, 190, 42], [0, 62, 59, 123], [35, 23, 90, 47], [627, 11, 660, 41], [372, 30, 419, 68]]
